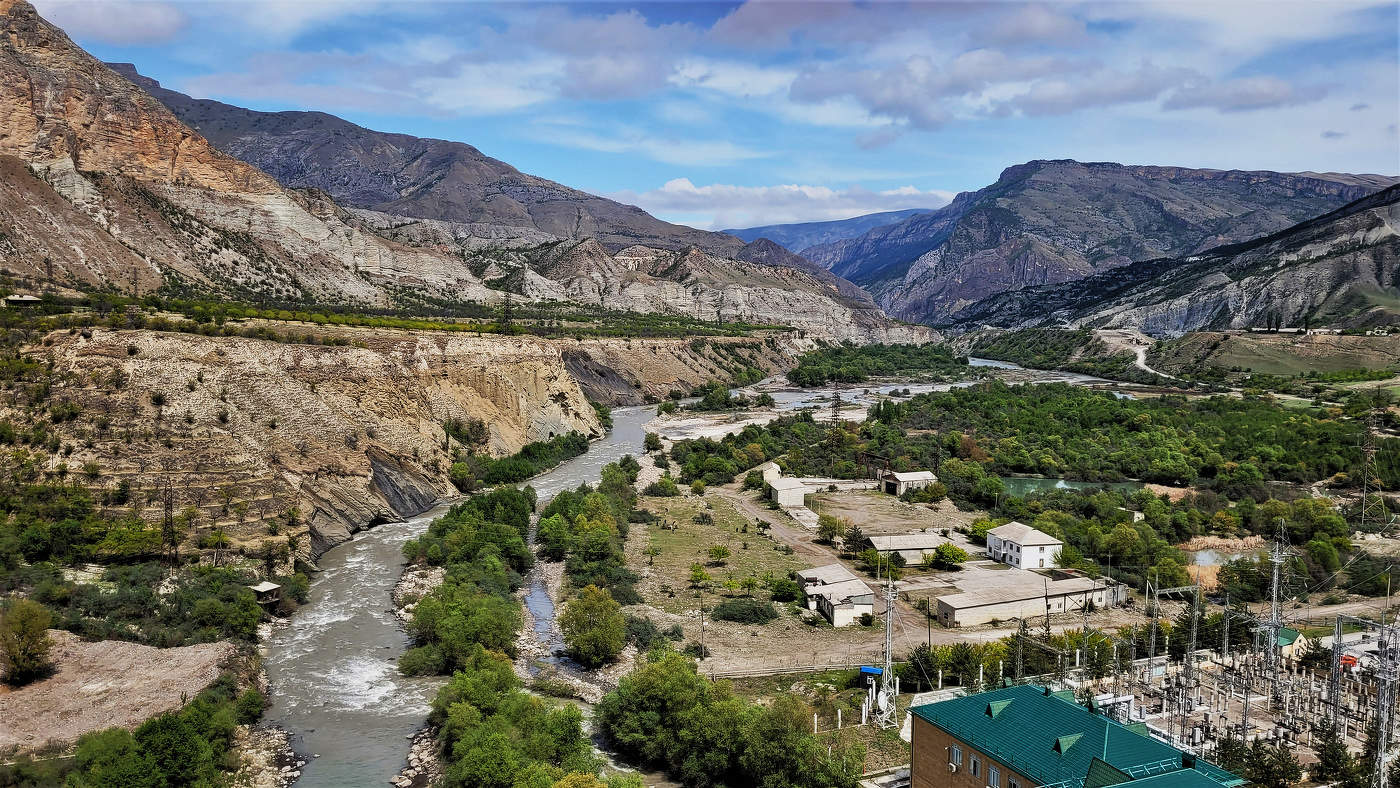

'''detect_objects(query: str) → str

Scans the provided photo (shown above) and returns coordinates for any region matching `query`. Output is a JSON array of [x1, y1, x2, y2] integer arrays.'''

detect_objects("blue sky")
[[37, 0, 1400, 229]]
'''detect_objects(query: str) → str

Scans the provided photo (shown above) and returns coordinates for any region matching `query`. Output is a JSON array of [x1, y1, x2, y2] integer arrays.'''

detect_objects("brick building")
[[910, 685, 1241, 788]]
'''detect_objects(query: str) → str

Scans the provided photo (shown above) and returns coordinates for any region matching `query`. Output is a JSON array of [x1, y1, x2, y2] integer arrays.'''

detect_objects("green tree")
[[1246, 740, 1301, 788], [559, 585, 626, 668], [1, 598, 53, 685], [1312, 721, 1358, 786], [707, 545, 731, 565], [134, 712, 215, 785]]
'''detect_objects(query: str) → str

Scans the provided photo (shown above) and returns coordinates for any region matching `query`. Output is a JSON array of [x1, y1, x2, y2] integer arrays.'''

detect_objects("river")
[[264, 405, 657, 788], [262, 364, 1131, 786]]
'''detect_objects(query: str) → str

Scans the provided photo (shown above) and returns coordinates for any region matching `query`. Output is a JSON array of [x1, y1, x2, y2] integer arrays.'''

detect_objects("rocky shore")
[[391, 726, 445, 788], [231, 725, 304, 788], [392, 564, 447, 623]]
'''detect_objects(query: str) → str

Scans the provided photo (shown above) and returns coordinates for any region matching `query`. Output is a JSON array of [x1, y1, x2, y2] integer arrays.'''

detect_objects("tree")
[[816, 515, 845, 545], [1, 598, 53, 685], [1312, 721, 1358, 786], [707, 545, 731, 565], [560, 585, 626, 668], [689, 564, 711, 588], [930, 543, 969, 569], [134, 712, 215, 786], [1246, 740, 1301, 788]]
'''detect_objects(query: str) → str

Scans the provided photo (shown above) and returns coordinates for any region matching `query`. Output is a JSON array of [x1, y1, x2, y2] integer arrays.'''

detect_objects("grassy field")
[[1152, 332, 1400, 377], [633, 493, 808, 614]]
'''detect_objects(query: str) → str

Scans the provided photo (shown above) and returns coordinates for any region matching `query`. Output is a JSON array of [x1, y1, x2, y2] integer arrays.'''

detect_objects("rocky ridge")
[[950, 184, 1400, 334], [802, 159, 1398, 324]]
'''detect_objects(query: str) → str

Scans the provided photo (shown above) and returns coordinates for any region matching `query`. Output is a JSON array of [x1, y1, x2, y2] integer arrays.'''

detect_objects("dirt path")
[[711, 482, 838, 565]]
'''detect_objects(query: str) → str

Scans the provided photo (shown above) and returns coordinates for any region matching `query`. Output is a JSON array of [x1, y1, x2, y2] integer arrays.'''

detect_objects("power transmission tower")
[[1264, 518, 1288, 710], [1360, 402, 1388, 532], [1375, 614, 1397, 788]]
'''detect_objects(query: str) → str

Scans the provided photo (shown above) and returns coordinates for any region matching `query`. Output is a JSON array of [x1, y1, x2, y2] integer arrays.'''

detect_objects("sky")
[[36, 0, 1400, 230]]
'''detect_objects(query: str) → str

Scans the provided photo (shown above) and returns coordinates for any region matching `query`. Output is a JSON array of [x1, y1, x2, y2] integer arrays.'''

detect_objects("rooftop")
[[936, 577, 1102, 610], [768, 477, 807, 491], [807, 578, 874, 604], [912, 685, 1241, 788], [870, 533, 947, 552], [886, 470, 937, 482], [247, 581, 281, 593], [795, 563, 858, 585], [990, 521, 1062, 546]]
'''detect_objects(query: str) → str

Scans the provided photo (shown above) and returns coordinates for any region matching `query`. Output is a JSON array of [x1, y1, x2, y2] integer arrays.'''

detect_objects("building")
[[883, 470, 937, 496], [870, 532, 949, 564], [910, 684, 1242, 788], [795, 564, 858, 609], [247, 581, 282, 610], [767, 476, 808, 507], [808, 578, 875, 627], [987, 522, 1063, 569], [1276, 627, 1309, 660], [756, 460, 783, 485], [3, 294, 41, 308], [934, 577, 1126, 627]]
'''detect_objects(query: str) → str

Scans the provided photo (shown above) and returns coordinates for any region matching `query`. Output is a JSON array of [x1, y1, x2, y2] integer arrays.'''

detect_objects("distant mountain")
[[801, 160, 1397, 324], [106, 63, 745, 257], [950, 185, 1400, 335], [722, 208, 934, 253]]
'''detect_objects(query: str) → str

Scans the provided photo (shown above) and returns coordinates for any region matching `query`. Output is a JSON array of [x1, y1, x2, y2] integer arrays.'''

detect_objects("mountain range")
[[800, 160, 1397, 325], [722, 208, 933, 253], [951, 184, 1400, 334], [0, 0, 925, 343]]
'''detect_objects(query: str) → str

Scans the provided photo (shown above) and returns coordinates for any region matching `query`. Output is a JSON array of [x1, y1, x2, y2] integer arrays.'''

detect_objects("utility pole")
[[1265, 518, 1287, 710]]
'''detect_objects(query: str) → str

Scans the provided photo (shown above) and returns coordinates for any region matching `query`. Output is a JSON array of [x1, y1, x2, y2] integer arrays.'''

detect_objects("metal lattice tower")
[[1360, 404, 1388, 532], [1264, 518, 1287, 709], [1375, 618, 1397, 788], [875, 572, 898, 729]]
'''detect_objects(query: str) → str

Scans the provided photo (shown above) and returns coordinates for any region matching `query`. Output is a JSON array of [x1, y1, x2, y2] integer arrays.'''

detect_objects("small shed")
[[4, 294, 42, 308], [767, 476, 808, 507], [883, 470, 936, 496], [247, 581, 282, 609]]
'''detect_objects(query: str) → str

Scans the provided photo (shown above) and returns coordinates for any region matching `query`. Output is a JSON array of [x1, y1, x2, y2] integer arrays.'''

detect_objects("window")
[[1010, 779, 1020, 788], [990, 766, 1001, 788], [971, 757, 980, 778], [951, 746, 963, 766]]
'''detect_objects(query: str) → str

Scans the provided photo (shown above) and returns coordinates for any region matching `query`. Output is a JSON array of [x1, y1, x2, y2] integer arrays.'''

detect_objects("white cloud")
[[35, 0, 186, 44], [1163, 76, 1328, 113], [415, 59, 563, 115], [611, 178, 953, 229], [671, 58, 795, 98]]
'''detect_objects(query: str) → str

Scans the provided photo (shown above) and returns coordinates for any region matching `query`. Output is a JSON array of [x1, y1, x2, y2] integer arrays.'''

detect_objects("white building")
[[934, 577, 1125, 627], [882, 470, 937, 496], [767, 476, 808, 507], [809, 578, 875, 627], [986, 521, 1063, 570]]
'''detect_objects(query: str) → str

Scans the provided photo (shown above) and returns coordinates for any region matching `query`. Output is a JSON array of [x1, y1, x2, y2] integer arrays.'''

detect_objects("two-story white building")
[[986, 521, 1062, 570]]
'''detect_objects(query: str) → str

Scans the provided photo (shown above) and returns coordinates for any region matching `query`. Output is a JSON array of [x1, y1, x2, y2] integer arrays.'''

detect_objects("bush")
[[644, 433, 663, 452], [560, 585, 626, 668], [767, 577, 803, 603], [710, 598, 778, 624], [399, 644, 447, 676], [643, 476, 680, 497], [690, 480, 706, 495], [235, 688, 265, 724]]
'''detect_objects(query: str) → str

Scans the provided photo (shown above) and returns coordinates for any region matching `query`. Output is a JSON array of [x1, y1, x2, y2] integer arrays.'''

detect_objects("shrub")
[[399, 644, 447, 676], [560, 585, 626, 668], [1, 598, 53, 686], [644, 433, 663, 452], [767, 577, 802, 603], [710, 598, 777, 624], [235, 688, 265, 724], [690, 480, 706, 495], [643, 476, 680, 497]]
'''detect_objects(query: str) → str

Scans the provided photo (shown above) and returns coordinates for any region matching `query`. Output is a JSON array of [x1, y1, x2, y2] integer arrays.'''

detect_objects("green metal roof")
[[910, 685, 1243, 788], [1277, 627, 1302, 647]]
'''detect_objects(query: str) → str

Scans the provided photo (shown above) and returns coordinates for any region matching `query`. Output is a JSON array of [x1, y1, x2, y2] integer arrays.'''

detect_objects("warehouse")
[[869, 532, 949, 564], [766, 476, 808, 507], [934, 577, 1125, 627], [882, 470, 937, 496]]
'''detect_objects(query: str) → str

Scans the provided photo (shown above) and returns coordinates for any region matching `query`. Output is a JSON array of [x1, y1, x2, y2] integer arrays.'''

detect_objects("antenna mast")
[[876, 558, 898, 729]]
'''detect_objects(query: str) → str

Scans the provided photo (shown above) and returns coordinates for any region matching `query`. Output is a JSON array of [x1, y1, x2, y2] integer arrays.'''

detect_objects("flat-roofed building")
[[910, 684, 1242, 788], [934, 577, 1125, 627], [766, 476, 808, 507], [987, 521, 1063, 570], [870, 532, 949, 564], [808, 578, 875, 627]]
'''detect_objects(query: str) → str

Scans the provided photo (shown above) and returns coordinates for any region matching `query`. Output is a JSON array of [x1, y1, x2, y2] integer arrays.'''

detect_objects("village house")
[[910, 684, 1242, 788], [808, 578, 875, 627], [987, 521, 1063, 569]]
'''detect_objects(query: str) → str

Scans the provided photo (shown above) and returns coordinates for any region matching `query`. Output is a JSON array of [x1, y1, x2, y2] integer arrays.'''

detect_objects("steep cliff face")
[[951, 185, 1400, 335], [802, 160, 1397, 324], [37, 328, 601, 557], [0, 1, 495, 305]]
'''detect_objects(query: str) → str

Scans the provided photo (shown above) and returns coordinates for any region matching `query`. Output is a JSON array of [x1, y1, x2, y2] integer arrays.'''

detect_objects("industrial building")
[[883, 470, 937, 496], [870, 532, 949, 564], [910, 684, 1242, 788], [934, 577, 1125, 627], [987, 521, 1063, 569], [767, 476, 808, 507]]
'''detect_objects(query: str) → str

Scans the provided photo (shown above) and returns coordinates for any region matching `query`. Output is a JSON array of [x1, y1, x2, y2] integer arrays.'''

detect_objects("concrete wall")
[[937, 586, 1120, 627], [771, 486, 806, 507], [912, 716, 1033, 788], [817, 596, 872, 627]]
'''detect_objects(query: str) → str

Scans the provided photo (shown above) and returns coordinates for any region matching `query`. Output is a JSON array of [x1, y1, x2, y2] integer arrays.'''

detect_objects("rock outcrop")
[[37, 327, 601, 557], [951, 185, 1400, 335], [802, 160, 1397, 324], [0, 1, 496, 305]]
